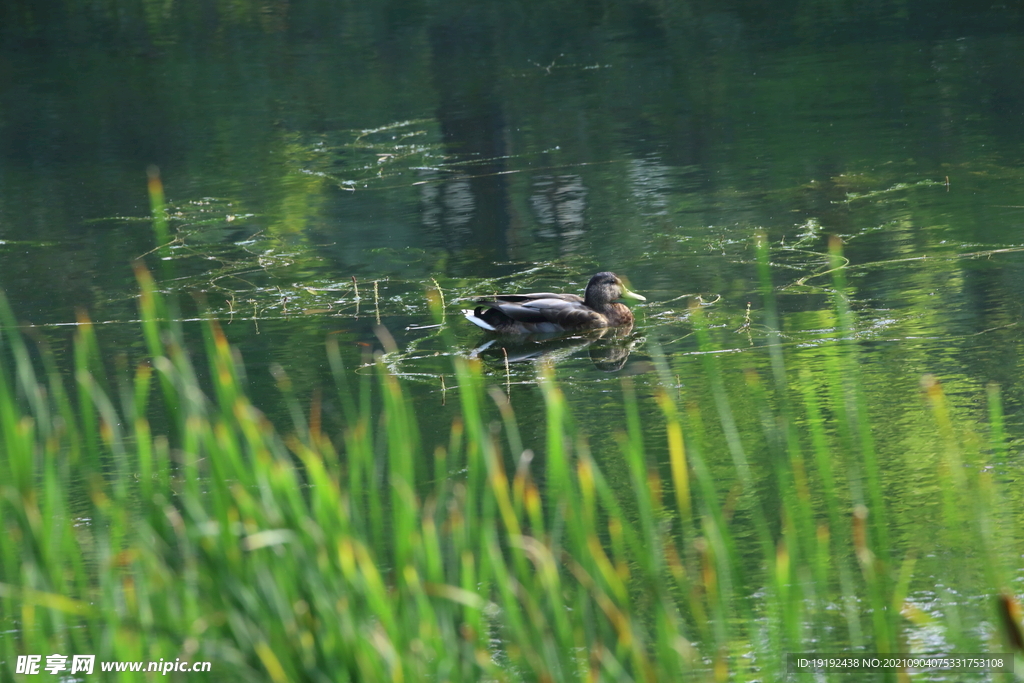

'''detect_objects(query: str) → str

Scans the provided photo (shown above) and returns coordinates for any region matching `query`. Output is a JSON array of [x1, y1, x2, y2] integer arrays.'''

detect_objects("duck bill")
[[621, 289, 646, 301]]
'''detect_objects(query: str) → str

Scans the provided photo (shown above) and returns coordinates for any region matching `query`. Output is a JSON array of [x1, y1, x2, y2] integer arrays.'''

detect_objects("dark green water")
[[2, 0, 1024, 673]]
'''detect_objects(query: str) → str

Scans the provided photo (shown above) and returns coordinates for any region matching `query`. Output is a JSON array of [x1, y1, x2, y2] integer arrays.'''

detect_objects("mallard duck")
[[463, 271, 645, 334]]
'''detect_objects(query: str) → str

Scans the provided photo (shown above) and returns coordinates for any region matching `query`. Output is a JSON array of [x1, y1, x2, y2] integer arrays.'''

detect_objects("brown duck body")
[[463, 272, 645, 335]]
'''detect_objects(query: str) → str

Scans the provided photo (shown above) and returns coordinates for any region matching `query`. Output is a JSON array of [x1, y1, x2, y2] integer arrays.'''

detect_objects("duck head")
[[584, 271, 646, 310]]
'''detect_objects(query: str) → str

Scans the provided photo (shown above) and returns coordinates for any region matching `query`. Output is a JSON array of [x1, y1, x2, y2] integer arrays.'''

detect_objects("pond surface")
[[2, 0, 1024, 673]]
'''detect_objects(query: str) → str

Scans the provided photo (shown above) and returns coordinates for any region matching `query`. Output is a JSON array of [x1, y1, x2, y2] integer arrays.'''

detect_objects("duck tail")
[[462, 308, 497, 331]]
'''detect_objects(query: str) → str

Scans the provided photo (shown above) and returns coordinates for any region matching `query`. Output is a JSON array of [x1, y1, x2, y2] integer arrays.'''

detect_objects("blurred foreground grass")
[[0, 240, 1022, 682]]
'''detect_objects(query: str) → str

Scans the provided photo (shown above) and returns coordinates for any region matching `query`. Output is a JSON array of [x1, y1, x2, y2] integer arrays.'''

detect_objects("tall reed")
[[0, 240, 1019, 681]]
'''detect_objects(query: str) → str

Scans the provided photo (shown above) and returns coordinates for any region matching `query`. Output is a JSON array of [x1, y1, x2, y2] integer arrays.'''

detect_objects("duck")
[[462, 271, 645, 334]]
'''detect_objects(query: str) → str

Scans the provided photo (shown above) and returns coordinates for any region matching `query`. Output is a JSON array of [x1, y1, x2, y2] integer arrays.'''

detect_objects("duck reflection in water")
[[462, 272, 645, 372], [468, 326, 641, 373]]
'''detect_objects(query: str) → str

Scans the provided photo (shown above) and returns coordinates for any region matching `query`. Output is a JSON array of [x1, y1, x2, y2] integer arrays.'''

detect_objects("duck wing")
[[486, 292, 585, 304], [485, 296, 606, 329]]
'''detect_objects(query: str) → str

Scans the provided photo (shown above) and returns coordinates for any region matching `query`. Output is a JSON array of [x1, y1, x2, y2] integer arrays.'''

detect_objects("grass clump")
[[0, 245, 1021, 682]]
